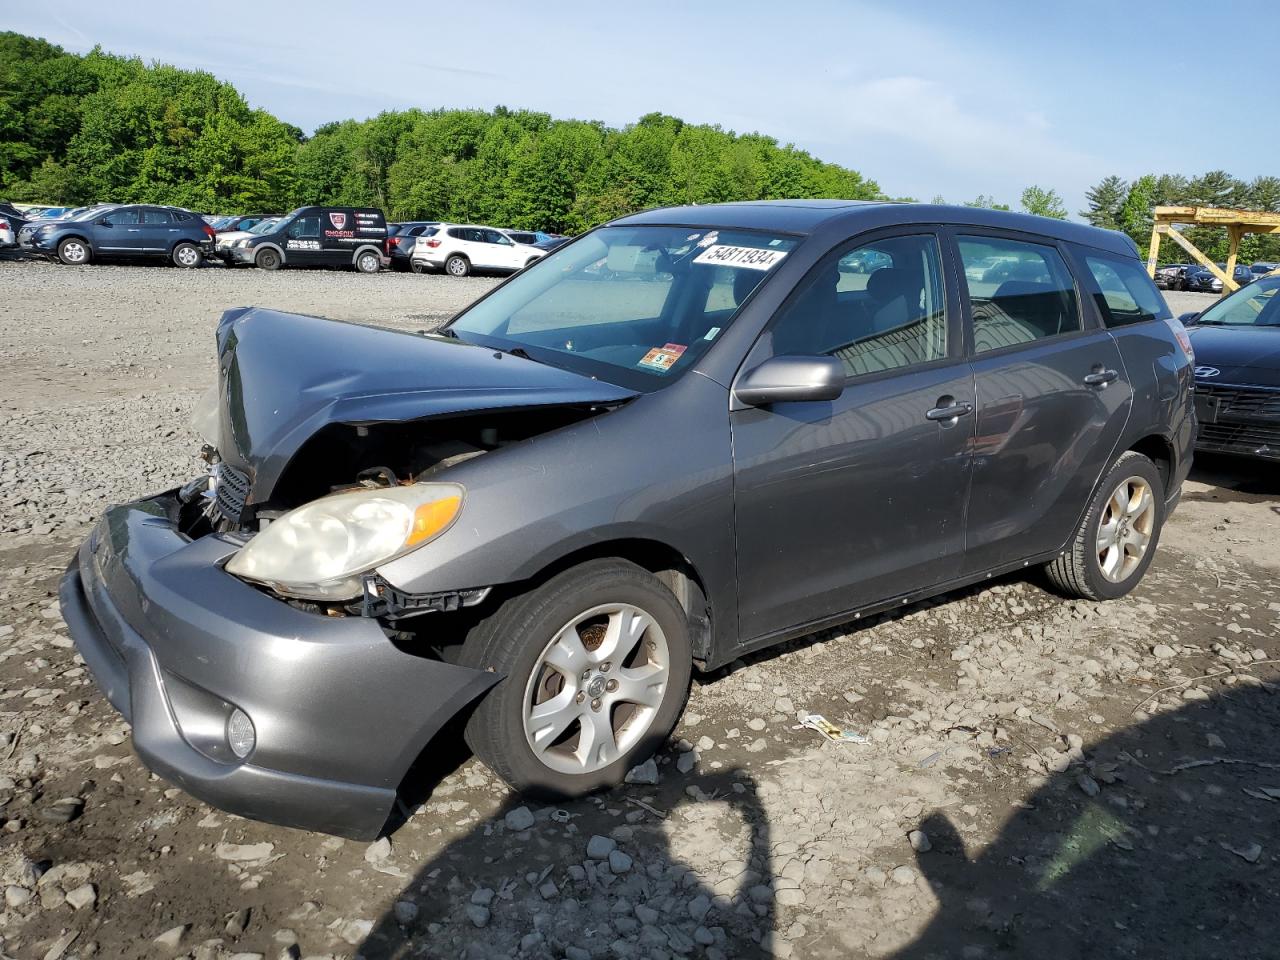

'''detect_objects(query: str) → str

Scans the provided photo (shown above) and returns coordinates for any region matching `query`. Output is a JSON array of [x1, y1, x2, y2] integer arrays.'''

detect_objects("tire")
[[445, 254, 470, 278], [410, 260, 429, 274], [461, 559, 693, 798], [172, 242, 202, 268], [57, 238, 90, 265], [255, 248, 281, 271], [1045, 451, 1164, 601], [356, 250, 380, 273]]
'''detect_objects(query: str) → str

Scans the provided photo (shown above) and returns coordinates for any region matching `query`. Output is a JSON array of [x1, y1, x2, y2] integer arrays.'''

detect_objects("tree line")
[[5, 31, 1278, 252], [0, 32, 881, 232], [1080, 171, 1280, 263]]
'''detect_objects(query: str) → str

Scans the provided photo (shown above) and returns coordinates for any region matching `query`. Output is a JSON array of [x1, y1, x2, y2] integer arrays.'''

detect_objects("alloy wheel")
[[1096, 476, 1155, 582], [522, 603, 670, 775]]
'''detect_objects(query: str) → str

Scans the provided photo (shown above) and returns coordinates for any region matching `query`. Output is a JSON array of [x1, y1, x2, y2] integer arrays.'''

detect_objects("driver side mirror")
[[97, 219, 112, 227], [1178, 311, 1200, 326], [734, 355, 845, 407]]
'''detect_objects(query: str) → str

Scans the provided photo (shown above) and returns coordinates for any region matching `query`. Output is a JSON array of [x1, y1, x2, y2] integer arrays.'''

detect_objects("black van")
[[231, 206, 388, 272]]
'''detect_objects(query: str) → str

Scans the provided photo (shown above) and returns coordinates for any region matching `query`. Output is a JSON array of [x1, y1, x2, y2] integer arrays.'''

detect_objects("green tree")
[[1080, 175, 1127, 229], [1020, 185, 1068, 219]]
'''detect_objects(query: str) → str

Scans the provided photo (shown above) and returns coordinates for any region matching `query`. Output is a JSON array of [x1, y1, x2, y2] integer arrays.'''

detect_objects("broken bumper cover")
[[59, 491, 499, 839]]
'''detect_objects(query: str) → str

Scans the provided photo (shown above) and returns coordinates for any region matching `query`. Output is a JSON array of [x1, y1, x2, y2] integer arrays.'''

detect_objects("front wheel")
[[462, 559, 693, 798], [172, 242, 202, 268], [356, 250, 380, 273], [1045, 451, 1164, 601], [255, 248, 281, 271], [57, 238, 90, 265]]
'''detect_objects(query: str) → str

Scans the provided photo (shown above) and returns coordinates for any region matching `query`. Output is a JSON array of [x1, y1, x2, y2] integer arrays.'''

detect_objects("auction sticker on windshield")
[[637, 343, 687, 373], [693, 244, 788, 270]]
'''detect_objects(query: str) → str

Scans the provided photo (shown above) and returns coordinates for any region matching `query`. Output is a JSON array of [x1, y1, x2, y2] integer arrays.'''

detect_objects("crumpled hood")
[[1189, 325, 1280, 386], [213, 307, 636, 499]]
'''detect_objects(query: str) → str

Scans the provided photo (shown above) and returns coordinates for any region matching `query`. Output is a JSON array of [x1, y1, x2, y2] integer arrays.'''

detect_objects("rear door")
[[951, 230, 1132, 574], [732, 229, 976, 642], [139, 208, 176, 252]]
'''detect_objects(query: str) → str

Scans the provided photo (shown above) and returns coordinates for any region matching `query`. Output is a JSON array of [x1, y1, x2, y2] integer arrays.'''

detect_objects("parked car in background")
[[386, 221, 439, 272], [411, 223, 547, 276], [30, 206, 71, 220], [1186, 264, 1256, 294], [215, 217, 281, 265], [533, 235, 570, 253], [0, 204, 28, 249], [1180, 274, 1280, 460], [18, 203, 214, 266], [1154, 263, 1190, 289], [213, 214, 277, 235], [229, 206, 388, 272], [60, 200, 1194, 838], [1251, 262, 1278, 279]]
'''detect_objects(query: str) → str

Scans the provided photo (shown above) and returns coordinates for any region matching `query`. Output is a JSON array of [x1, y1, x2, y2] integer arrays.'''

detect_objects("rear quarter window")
[[1081, 252, 1171, 327]]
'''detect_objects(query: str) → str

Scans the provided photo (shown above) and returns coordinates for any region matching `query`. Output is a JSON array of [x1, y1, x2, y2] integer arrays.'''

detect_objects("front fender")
[[375, 373, 740, 656]]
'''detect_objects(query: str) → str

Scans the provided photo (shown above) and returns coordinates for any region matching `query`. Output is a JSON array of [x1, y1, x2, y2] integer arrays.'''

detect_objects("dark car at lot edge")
[[1154, 263, 1191, 290], [386, 221, 439, 272], [19, 203, 215, 267], [228, 205, 388, 272], [59, 200, 1195, 838], [1180, 273, 1280, 459]]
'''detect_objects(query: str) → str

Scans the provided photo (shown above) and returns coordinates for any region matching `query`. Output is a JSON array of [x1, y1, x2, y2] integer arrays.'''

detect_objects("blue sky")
[[10, 1, 1272, 217]]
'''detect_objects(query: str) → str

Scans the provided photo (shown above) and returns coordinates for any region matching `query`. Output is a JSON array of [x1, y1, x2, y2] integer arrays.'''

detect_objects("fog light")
[[226, 708, 255, 759]]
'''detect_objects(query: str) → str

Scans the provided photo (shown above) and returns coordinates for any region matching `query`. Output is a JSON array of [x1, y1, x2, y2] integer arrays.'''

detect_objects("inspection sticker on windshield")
[[692, 244, 787, 271], [637, 343, 686, 373]]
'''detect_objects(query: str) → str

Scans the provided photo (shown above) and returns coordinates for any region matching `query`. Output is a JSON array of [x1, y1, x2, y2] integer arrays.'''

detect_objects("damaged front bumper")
[[59, 490, 499, 839]]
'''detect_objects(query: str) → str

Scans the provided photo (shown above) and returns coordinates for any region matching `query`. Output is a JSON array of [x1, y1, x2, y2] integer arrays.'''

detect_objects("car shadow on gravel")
[[889, 683, 1280, 960], [359, 769, 775, 959], [1187, 453, 1280, 499]]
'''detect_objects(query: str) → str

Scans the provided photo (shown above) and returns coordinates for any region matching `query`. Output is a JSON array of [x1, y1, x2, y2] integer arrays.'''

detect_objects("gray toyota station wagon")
[[60, 201, 1195, 838]]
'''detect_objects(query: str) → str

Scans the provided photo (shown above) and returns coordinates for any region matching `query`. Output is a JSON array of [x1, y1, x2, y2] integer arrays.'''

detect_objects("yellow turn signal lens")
[[406, 494, 462, 547]]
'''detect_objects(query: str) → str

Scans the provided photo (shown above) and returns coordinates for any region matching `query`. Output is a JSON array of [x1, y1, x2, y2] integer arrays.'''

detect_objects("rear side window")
[[1082, 253, 1170, 327], [142, 209, 172, 224], [957, 236, 1081, 353]]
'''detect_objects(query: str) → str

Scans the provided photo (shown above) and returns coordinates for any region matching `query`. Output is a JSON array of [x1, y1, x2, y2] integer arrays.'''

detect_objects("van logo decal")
[[328, 212, 347, 230]]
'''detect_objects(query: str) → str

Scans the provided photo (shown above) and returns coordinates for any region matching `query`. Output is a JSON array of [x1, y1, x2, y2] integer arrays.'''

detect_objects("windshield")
[[1195, 275, 1280, 327], [248, 218, 280, 235], [448, 224, 799, 390]]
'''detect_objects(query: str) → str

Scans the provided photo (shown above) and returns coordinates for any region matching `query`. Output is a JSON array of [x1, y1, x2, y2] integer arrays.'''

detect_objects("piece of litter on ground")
[[1220, 841, 1263, 863], [918, 751, 942, 769], [799, 713, 869, 744]]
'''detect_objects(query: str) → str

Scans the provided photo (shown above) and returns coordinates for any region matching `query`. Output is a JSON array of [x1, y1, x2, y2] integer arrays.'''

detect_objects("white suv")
[[411, 224, 546, 277]]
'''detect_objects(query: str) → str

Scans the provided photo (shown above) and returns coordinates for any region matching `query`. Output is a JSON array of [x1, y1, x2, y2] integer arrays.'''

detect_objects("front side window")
[[1082, 252, 1170, 327], [958, 236, 1081, 353], [107, 208, 141, 225], [449, 224, 798, 391], [1195, 276, 1280, 326], [287, 216, 320, 239], [768, 234, 948, 377]]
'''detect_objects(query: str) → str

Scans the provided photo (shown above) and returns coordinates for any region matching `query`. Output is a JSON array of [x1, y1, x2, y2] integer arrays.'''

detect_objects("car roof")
[[612, 199, 1137, 257]]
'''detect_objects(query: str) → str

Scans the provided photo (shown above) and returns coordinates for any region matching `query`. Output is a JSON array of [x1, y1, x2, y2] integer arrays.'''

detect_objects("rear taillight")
[[425, 238, 441, 249], [202, 224, 216, 239]]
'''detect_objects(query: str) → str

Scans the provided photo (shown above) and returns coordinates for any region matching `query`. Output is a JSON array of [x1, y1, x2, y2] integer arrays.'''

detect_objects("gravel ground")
[[1, 260, 1279, 960]]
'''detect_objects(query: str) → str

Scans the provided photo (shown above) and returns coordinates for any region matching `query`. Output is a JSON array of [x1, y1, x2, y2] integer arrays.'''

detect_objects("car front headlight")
[[225, 483, 463, 601]]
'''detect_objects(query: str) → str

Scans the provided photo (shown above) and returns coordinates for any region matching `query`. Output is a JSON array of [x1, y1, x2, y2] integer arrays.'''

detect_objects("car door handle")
[[925, 400, 974, 421], [1083, 369, 1119, 386]]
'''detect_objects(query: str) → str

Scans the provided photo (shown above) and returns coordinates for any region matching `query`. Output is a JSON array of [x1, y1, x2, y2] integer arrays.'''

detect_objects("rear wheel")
[[462, 559, 693, 798], [356, 250, 380, 273], [172, 242, 202, 268], [255, 248, 281, 271], [57, 238, 89, 265], [1045, 451, 1164, 601], [445, 255, 470, 277]]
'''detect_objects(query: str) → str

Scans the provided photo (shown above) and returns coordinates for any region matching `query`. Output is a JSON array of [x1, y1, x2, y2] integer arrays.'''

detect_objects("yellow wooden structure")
[[1146, 205, 1280, 293]]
